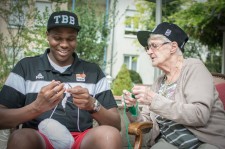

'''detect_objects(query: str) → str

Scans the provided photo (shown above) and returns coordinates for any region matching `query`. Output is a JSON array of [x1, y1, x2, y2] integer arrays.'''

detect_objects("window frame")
[[124, 55, 138, 71]]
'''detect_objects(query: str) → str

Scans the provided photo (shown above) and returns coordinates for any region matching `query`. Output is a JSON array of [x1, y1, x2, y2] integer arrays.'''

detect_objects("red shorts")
[[39, 129, 90, 149]]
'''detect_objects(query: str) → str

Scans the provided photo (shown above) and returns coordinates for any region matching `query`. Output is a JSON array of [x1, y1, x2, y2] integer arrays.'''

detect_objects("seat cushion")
[[215, 83, 225, 109]]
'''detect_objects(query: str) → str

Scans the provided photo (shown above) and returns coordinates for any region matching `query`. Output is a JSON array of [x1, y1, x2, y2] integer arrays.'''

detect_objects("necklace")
[[161, 56, 183, 97], [165, 56, 183, 85]]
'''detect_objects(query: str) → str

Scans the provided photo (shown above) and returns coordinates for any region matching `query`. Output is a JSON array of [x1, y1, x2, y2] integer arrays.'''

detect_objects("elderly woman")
[[122, 22, 225, 149]]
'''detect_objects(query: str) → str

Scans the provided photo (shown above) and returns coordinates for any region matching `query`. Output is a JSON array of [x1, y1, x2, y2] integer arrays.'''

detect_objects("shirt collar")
[[39, 48, 80, 75]]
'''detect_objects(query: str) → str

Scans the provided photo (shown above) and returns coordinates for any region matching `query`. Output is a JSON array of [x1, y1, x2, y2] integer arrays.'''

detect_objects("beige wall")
[[106, 0, 154, 85]]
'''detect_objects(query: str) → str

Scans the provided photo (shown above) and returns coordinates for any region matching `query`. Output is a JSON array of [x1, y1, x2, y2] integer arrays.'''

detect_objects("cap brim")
[[47, 25, 81, 32], [137, 31, 151, 47]]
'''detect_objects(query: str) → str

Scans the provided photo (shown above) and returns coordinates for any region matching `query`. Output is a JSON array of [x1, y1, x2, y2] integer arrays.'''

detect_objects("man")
[[0, 11, 122, 149]]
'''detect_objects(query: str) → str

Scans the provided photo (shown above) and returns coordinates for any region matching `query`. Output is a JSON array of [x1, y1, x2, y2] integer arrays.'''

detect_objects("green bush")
[[111, 64, 133, 96], [129, 70, 142, 84]]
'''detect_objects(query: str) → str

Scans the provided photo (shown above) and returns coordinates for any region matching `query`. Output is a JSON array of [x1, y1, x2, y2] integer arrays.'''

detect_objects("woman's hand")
[[132, 85, 155, 105], [122, 90, 137, 107]]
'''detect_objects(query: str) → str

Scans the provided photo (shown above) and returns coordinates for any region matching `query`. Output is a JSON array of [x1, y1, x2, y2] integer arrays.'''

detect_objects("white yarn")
[[38, 118, 74, 149], [62, 91, 70, 109], [62, 84, 71, 109]]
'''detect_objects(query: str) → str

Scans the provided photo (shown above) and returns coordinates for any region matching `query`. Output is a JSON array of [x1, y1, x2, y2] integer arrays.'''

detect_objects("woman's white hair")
[[149, 34, 183, 55]]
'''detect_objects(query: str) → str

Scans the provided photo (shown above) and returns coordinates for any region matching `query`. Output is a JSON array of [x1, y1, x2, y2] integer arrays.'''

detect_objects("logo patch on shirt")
[[36, 73, 44, 79], [75, 73, 86, 82]]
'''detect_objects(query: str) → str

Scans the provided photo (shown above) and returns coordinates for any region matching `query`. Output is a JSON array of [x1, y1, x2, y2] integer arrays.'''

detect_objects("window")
[[8, 0, 27, 27], [35, 1, 52, 26], [124, 16, 139, 36], [124, 55, 137, 71]]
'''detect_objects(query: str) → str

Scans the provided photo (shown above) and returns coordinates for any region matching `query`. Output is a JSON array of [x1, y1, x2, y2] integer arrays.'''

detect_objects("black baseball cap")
[[47, 11, 81, 32], [137, 22, 188, 52]]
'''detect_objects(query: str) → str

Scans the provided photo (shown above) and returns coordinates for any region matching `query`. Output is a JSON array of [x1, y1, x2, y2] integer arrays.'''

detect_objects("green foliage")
[[204, 46, 222, 73], [23, 7, 50, 57], [184, 36, 222, 73], [134, 0, 183, 30], [169, 0, 225, 48], [0, 35, 11, 89], [184, 38, 207, 61], [129, 70, 142, 84], [111, 64, 133, 96], [169, 0, 224, 72], [74, 0, 109, 66], [134, 0, 224, 73], [0, 0, 32, 89], [0, 0, 73, 88], [133, 1, 155, 30]]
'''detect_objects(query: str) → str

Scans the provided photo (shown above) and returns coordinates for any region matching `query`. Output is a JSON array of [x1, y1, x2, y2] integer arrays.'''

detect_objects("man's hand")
[[32, 80, 65, 113], [67, 86, 95, 111]]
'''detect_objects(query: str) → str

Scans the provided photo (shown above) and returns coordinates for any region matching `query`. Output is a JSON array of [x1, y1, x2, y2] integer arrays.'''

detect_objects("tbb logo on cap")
[[47, 11, 81, 31], [53, 15, 76, 25]]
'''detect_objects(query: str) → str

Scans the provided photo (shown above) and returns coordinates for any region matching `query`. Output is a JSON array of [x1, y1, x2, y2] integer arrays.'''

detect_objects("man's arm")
[[0, 104, 42, 129], [67, 86, 121, 131], [90, 107, 121, 131], [0, 81, 65, 129]]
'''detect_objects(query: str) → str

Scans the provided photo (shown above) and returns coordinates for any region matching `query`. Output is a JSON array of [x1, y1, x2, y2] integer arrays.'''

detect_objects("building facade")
[[105, 0, 154, 85]]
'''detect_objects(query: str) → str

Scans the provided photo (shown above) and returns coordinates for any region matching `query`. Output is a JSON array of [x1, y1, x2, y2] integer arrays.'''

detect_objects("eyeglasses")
[[145, 42, 171, 52]]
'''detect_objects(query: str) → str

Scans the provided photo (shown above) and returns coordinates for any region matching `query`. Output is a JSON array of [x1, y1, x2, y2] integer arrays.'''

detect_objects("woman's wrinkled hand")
[[122, 89, 137, 107], [131, 85, 155, 105]]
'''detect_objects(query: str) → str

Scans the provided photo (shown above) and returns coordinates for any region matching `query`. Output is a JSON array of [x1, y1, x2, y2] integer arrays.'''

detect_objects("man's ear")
[[170, 42, 178, 54]]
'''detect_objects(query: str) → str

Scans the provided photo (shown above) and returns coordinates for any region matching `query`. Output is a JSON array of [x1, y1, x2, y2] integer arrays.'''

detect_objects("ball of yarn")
[[38, 118, 74, 149]]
